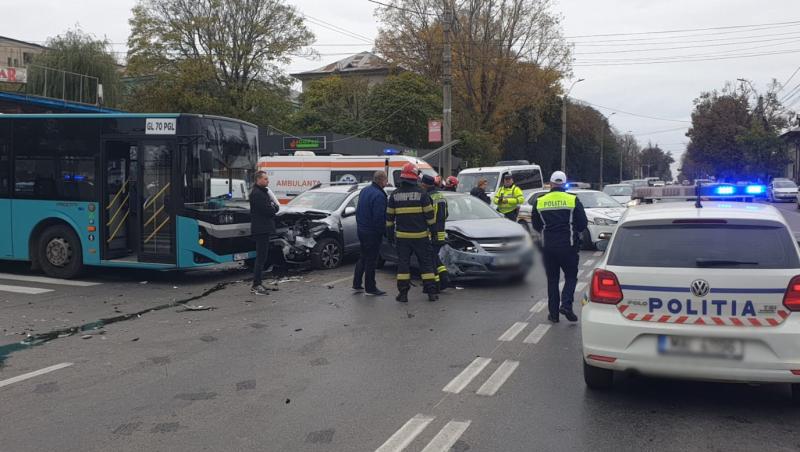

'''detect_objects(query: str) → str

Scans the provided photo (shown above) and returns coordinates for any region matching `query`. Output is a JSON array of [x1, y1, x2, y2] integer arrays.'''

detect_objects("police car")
[[581, 200, 800, 403]]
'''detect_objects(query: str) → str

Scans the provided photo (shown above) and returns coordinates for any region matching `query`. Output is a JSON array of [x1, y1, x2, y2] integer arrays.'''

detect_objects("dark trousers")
[[432, 243, 450, 289], [503, 210, 519, 221], [542, 245, 580, 316], [353, 231, 383, 291], [252, 233, 270, 287], [396, 238, 436, 294]]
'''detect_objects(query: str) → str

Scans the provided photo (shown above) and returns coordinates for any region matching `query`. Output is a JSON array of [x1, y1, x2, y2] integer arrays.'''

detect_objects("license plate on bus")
[[233, 253, 249, 261], [658, 336, 743, 359]]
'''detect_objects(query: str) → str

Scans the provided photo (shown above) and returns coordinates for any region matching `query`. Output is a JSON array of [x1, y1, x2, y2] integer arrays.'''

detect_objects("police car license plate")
[[233, 252, 249, 261], [658, 336, 743, 359], [494, 256, 520, 267]]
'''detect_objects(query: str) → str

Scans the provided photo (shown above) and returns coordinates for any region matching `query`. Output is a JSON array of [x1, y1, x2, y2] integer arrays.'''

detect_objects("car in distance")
[[581, 201, 800, 404]]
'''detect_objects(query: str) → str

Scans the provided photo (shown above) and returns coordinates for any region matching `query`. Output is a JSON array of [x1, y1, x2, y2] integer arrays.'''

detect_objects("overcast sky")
[[5, 0, 800, 177]]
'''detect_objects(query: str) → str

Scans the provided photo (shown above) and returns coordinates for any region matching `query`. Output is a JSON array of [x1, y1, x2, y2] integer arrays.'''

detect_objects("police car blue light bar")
[[714, 185, 735, 195], [745, 184, 765, 194]]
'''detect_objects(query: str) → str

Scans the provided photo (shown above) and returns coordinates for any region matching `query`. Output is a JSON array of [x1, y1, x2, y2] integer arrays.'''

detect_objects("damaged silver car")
[[379, 193, 534, 282], [271, 183, 365, 269]]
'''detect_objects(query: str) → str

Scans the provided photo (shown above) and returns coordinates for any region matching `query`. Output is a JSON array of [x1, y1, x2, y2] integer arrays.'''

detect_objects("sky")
[[4, 0, 800, 178]]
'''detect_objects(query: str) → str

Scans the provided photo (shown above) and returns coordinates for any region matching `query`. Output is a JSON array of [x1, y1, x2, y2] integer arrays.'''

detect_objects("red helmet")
[[400, 162, 420, 181], [445, 176, 459, 188]]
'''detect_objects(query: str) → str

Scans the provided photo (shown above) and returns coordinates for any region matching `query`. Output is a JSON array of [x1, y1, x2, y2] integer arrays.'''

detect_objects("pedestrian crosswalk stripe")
[[375, 414, 435, 452], [497, 322, 528, 341], [529, 300, 546, 313], [583, 259, 595, 267], [0, 284, 53, 295], [476, 360, 519, 396], [443, 357, 491, 394], [420, 420, 471, 452], [0, 273, 100, 287], [576, 281, 587, 293], [593, 251, 602, 257], [523, 324, 551, 344]]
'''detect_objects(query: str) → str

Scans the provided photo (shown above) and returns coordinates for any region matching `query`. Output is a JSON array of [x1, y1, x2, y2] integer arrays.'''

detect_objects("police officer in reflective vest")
[[493, 174, 525, 221], [531, 171, 588, 323], [387, 163, 439, 302], [421, 174, 450, 291]]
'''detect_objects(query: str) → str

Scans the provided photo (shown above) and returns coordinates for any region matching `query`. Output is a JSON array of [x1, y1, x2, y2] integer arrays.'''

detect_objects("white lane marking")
[[0, 273, 100, 287], [0, 284, 53, 295], [523, 324, 552, 344], [476, 360, 519, 396], [0, 362, 74, 389], [443, 357, 491, 394], [420, 420, 471, 452], [375, 414, 435, 452], [593, 251, 602, 257], [575, 281, 587, 293], [529, 300, 546, 312], [497, 322, 528, 342], [577, 269, 585, 278], [582, 259, 595, 267], [322, 276, 354, 287]]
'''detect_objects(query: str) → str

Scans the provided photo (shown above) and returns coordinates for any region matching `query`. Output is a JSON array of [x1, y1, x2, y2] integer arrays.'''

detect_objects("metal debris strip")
[[180, 305, 216, 312]]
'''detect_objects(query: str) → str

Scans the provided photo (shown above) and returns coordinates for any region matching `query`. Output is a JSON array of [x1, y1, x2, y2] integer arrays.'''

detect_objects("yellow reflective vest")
[[493, 184, 525, 214]]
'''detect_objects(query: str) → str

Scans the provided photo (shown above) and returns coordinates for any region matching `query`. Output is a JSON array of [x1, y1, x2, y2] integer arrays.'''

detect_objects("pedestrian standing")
[[470, 178, 491, 204], [531, 171, 588, 323], [493, 174, 525, 221], [386, 163, 438, 303], [353, 171, 389, 296], [421, 174, 450, 292], [250, 171, 279, 295]]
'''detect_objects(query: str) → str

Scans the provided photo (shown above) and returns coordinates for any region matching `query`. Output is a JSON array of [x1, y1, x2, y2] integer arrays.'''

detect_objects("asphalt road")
[[1, 203, 800, 451]]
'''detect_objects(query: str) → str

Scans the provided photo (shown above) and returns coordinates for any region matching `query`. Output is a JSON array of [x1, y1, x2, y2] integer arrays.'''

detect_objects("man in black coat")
[[470, 178, 491, 204], [352, 171, 388, 296], [250, 171, 279, 295]]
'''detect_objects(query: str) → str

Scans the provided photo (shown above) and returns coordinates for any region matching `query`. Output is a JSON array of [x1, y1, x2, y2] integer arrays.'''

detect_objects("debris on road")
[[139, 281, 148, 285], [179, 305, 216, 312]]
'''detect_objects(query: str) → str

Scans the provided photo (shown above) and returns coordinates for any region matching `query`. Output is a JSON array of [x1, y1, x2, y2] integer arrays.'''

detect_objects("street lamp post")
[[620, 130, 632, 182], [561, 78, 585, 171], [599, 112, 615, 189]]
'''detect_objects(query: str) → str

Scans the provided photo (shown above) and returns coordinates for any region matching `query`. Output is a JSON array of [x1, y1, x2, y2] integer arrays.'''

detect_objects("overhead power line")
[[573, 35, 800, 55], [367, 0, 438, 16], [779, 65, 800, 93], [574, 98, 691, 123], [564, 19, 800, 39], [633, 126, 689, 136], [573, 48, 800, 66]]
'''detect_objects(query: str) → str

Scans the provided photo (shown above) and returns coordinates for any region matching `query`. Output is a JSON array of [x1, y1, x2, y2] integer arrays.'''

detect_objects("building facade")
[[0, 36, 45, 84], [290, 52, 399, 92]]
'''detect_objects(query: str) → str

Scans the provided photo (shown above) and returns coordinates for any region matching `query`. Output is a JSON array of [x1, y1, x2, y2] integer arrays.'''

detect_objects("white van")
[[210, 178, 248, 200], [257, 154, 437, 203], [456, 164, 544, 198]]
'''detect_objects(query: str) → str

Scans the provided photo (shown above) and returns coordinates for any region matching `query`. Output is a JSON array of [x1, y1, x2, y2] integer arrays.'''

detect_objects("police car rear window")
[[607, 224, 800, 269]]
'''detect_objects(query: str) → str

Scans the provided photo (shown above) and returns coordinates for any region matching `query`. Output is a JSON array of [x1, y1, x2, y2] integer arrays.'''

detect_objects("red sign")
[[0, 66, 26, 83], [428, 120, 442, 143]]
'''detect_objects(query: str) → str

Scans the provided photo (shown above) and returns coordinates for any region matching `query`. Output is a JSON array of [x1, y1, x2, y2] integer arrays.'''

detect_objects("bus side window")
[[0, 121, 9, 196]]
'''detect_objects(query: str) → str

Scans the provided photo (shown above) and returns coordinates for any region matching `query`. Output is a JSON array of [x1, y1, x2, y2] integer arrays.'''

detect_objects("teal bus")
[[0, 113, 258, 278]]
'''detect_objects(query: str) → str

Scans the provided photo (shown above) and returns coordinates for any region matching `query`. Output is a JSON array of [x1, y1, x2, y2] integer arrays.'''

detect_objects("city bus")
[[0, 113, 258, 278]]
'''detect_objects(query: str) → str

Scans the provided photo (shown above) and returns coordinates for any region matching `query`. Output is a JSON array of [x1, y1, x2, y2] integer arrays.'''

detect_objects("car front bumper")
[[581, 303, 800, 383], [441, 245, 535, 281], [587, 224, 616, 243], [772, 192, 797, 201]]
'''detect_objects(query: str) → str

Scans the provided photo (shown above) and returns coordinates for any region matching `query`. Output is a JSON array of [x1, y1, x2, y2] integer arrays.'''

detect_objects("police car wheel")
[[580, 230, 595, 251], [583, 360, 613, 390]]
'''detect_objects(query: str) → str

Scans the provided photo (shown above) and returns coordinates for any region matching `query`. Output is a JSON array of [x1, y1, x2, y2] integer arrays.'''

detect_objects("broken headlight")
[[447, 232, 479, 253]]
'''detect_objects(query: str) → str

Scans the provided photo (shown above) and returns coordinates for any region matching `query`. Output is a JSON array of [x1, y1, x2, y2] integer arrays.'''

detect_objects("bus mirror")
[[200, 149, 214, 173]]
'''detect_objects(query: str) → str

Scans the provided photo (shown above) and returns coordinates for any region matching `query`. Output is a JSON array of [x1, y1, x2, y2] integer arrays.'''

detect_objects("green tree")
[[364, 72, 441, 148], [126, 0, 313, 126], [292, 76, 371, 135], [25, 29, 122, 107], [640, 143, 674, 181]]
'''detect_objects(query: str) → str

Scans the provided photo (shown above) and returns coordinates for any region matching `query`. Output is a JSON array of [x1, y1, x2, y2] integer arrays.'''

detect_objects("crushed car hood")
[[276, 207, 330, 222], [446, 218, 527, 239]]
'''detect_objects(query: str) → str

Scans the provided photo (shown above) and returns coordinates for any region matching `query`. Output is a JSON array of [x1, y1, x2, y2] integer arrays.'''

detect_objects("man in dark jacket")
[[250, 171, 279, 295], [470, 178, 491, 204], [353, 171, 388, 296], [531, 171, 588, 323]]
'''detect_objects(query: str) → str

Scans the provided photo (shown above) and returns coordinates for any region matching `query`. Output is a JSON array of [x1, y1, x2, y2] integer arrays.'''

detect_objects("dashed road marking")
[[420, 420, 471, 452], [476, 360, 519, 396], [443, 357, 491, 394], [0, 362, 74, 389], [497, 322, 528, 342], [0, 284, 53, 295], [0, 273, 100, 287], [582, 259, 595, 267], [375, 414, 435, 452], [593, 251, 602, 257], [523, 324, 551, 344], [530, 300, 546, 313]]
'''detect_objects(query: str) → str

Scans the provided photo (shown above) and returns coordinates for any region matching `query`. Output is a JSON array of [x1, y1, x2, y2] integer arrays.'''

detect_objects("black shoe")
[[366, 289, 387, 296], [352, 286, 364, 293], [559, 307, 578, 322], [396, 292, 408, 303], [428, 293, 438, 302], [250, 286, 269, 296], [547, 314, 560, 323]]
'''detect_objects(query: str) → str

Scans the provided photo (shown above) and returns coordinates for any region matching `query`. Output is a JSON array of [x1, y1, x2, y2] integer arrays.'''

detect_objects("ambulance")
[[257, 153, 438, 203]]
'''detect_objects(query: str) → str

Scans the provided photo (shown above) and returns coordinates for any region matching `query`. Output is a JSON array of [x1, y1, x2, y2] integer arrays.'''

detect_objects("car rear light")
[[791, 370, 800, 376], [590, 269, 623, 304], [782, 275, 800, 312], [587, 354, 617, 363]]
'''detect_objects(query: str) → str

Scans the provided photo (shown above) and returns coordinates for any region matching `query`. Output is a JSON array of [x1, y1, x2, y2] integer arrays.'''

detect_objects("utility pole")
[[561, 78, 585, 172], [620, 130, 632, 182], [599, 112, 615, 189], [442, 0, 453, 177]]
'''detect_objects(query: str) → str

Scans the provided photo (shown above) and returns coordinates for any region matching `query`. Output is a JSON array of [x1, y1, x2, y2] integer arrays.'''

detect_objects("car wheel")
[[583, 359, 613, 390], [580, 230, 595, 251], [792, 384, 800, 405], [38, 224, 84, 279], [311, 238, 343, 270]]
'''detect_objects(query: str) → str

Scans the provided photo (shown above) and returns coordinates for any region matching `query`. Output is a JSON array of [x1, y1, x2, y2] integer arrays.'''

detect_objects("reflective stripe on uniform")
[[397, 273, 411, 280], [396, 230, 429, 239], [421, 273, 436, 280], [436, 232, 446, 241], [386, 207, 396, 214], [394, 206, 425, 214], [423, 205, 434, 213], [437, 265, 447, 273], [426, 218, 436, 225], [386, 221, 395, 227]]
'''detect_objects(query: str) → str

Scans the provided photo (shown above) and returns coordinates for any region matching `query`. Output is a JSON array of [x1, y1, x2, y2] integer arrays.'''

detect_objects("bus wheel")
[[38, 225, 84, 279], [311, 238, 342, 270]]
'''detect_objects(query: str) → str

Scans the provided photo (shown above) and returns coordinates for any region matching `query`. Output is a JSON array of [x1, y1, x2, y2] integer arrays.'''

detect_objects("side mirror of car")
[[343, 206, 356, 217], [596, 239, 610, 252]]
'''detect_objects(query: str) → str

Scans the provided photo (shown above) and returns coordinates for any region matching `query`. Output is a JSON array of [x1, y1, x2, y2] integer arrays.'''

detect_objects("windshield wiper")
[[696, 258, 758, 267]]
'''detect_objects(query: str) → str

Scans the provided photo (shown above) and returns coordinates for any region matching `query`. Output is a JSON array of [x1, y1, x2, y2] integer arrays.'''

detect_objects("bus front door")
[[137, 141, 176, 263]]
